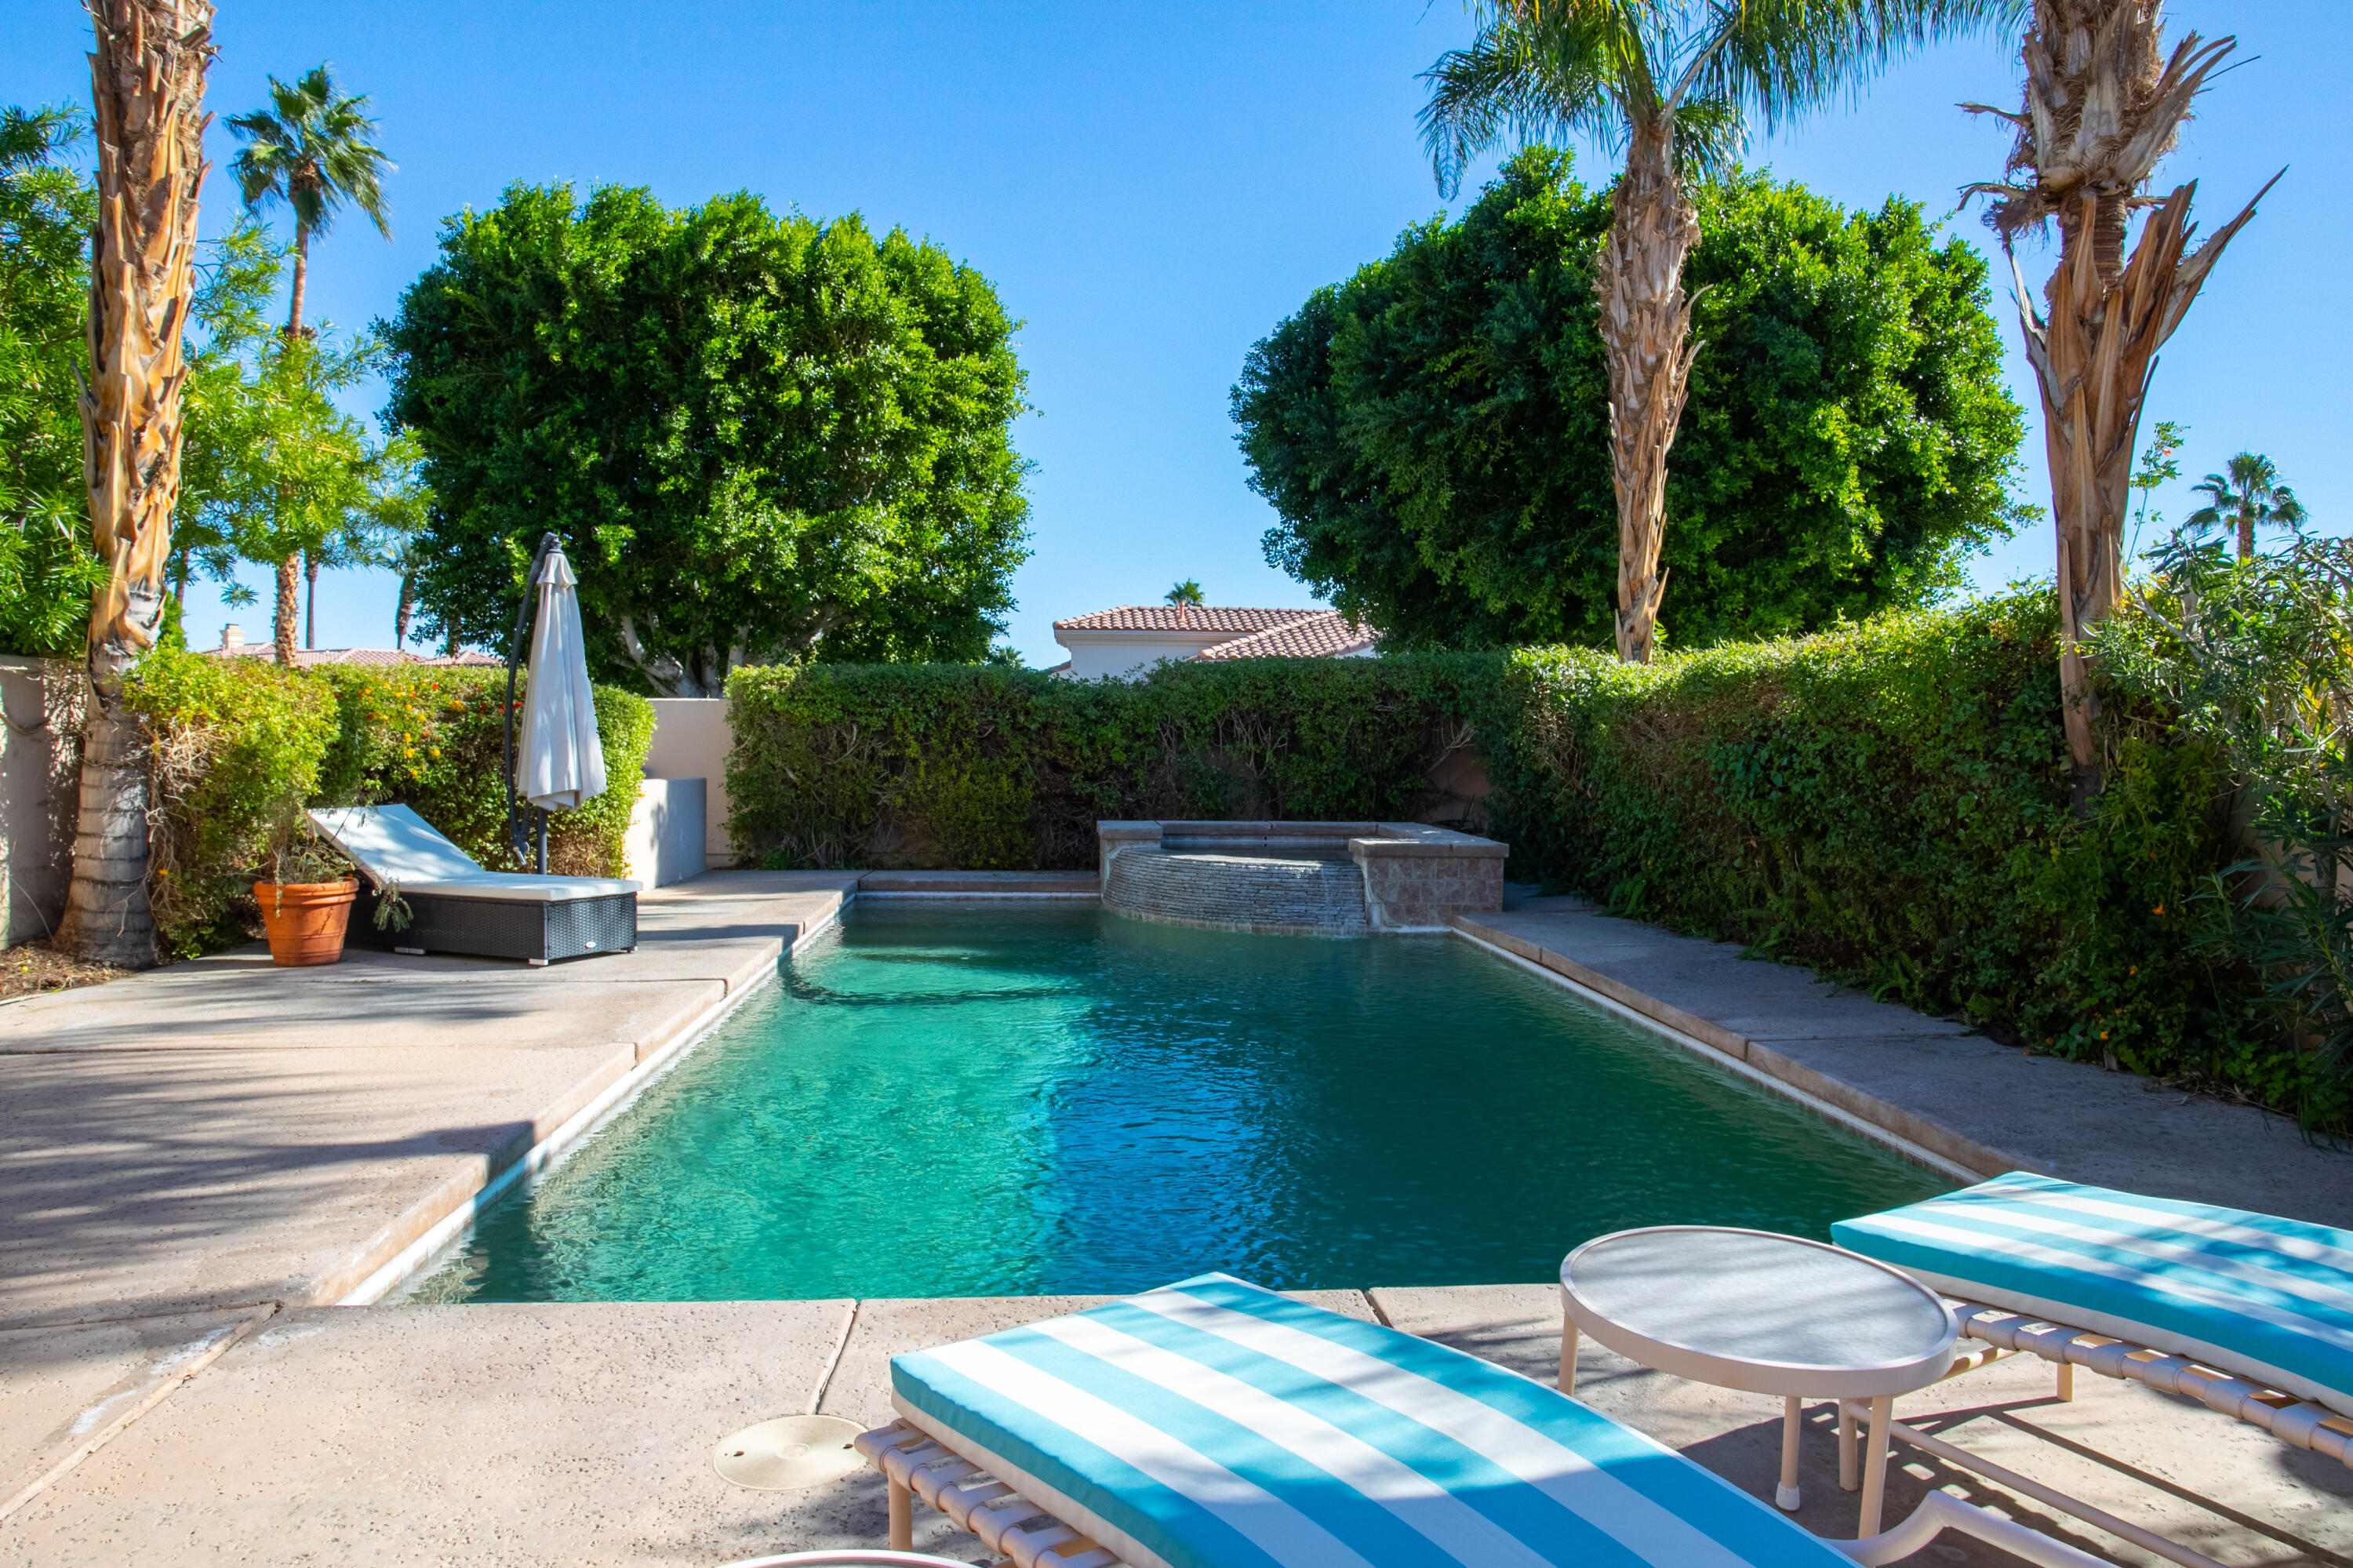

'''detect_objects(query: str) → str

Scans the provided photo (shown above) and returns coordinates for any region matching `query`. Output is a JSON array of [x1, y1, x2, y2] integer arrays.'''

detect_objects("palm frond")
[[1418, 1, 1657, 196], [1671, 95, 1747, 177], [224, 63, 394, 241], [1693, 0, 2028, 131]]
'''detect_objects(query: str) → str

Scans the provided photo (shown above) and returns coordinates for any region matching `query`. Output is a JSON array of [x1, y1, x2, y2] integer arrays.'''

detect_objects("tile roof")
[[1052, 605, 1329, 635], [1192, 610, 1379, 661]]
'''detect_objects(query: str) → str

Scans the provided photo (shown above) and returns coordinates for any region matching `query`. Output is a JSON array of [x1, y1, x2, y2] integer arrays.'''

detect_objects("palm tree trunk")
[[1594, 119, 1700, 665], [286, 227, 309, 339], [395, 571, 416, 648], [304, 548, 318, 648], [2019, 180, 2270, 774], [57, 0, 213, 968], [275, 553, 300, 665], [2238, 501, 2256, 563]]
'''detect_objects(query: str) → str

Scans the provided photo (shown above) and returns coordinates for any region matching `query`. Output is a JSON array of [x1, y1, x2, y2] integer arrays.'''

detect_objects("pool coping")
[[1448, 917, 1997, 1184], [335, 911, 851, 1306]]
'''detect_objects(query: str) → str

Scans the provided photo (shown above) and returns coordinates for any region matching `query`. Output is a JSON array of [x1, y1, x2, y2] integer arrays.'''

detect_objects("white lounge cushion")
[[382, 874, 640, 904], [310, 803, 639, 901]]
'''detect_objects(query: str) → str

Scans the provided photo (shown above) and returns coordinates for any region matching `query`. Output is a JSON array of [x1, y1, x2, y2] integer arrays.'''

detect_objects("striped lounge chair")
[[1834, 1171, 2353, 1476], [852, 1273, 2103, 1568]]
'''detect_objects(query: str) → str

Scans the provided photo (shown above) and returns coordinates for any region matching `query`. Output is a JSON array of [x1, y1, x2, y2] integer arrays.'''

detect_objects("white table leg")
[[1559, 1315, 1579, 1395], [1857, 1395, 1893, 1539], [1837, 1399, 1857, 1492], [1777, 1395, 1802, 1511]]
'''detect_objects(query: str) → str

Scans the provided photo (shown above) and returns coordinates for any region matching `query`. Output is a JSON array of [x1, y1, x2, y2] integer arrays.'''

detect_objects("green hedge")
[[727, 597, 2329, 1128], [1485, 593, 2311, 1121], [726, 656, 1511, 871], [127, 649, 655, 959]]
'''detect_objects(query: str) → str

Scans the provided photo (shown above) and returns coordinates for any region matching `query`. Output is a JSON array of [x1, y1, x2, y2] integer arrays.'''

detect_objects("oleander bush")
[[125, 649, 654, 959], [727, 591, 2339, 1129]]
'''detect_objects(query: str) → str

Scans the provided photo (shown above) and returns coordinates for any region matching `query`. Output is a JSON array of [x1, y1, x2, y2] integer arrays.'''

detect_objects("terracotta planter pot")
[[253, 879, 358, 967]]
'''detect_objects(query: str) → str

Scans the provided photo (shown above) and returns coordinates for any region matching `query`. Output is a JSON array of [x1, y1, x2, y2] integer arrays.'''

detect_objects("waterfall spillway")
[[1103, 846, 1370, 936]]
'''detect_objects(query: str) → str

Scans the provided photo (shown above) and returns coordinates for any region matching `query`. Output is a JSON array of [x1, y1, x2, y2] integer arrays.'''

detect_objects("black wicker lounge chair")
[[310, 804, 638, 965]]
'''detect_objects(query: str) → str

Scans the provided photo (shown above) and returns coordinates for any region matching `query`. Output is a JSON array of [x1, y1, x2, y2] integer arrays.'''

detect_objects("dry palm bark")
[[56, 0, 214, 966], [1966, 0, 2275, 776], [1596, 119, 1700, 665]]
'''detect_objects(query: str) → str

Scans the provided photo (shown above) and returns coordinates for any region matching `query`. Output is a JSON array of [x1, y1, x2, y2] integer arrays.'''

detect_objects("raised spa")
[[1097, 819, 1507, 935]]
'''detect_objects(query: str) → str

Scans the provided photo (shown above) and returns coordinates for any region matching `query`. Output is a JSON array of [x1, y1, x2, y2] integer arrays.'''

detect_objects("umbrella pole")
[[505, 533, 562, 869]]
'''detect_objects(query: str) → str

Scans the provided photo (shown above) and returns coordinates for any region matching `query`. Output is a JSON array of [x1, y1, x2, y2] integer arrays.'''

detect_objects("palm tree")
[[1962, 0, 2278, 779], [56, 0, 214, 967], [1165, 580, 1206, 607], [2188, 453, 2306, 562], [1423, 0, 2016, 664], [226, 65, 391, 340], [227, 65, 392, 662]]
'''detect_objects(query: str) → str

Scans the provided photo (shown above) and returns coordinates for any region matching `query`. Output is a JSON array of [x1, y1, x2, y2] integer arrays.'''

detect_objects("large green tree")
[[1421, 0, 2021, 662], [381, 184, 1032, 695], [1234, 149, 2026, 651], [0, 107, 105, 657]]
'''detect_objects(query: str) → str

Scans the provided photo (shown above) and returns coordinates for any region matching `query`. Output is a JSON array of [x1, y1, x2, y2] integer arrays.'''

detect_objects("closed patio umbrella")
[[505, 536, 606, 870]]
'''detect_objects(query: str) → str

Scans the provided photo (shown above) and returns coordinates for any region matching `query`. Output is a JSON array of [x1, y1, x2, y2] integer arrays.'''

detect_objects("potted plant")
[[252, 800, 358, 967]]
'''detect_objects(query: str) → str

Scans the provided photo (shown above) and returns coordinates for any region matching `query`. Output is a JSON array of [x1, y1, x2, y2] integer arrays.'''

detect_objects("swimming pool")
[[420, 905, 1945, 1301]]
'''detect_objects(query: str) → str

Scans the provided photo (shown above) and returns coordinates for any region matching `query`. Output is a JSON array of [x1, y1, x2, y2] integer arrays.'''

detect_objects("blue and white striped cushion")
[[1834, 1172, 2353, 1417], [889, 1273, 1849, 1568]]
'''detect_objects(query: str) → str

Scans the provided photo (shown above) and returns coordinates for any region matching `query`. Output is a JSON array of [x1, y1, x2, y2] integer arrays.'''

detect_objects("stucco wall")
[[1055, 632, 1235, 680], [1, 658, 84, 948], [643, 698, 733, 864]]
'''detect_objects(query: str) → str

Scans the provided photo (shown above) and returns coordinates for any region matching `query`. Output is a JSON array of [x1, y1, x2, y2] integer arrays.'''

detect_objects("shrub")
[[1486, 592, 2297, 1119], [311, 664, 654, 876], [126, 651, 655, 959], [726, 656, 1511, 871], [128, 649, 340, 958]]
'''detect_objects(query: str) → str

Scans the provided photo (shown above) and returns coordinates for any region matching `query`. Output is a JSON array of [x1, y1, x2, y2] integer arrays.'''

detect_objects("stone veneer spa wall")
[[1096, 820, 1506, 935]]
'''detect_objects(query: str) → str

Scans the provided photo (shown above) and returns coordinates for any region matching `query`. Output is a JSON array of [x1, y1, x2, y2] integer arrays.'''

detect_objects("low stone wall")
[[1098, 820, 1505, 935]]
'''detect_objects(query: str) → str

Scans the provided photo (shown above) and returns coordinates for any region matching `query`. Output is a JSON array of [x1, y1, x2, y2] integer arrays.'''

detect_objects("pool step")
[[1104, 847, 1370, 935]]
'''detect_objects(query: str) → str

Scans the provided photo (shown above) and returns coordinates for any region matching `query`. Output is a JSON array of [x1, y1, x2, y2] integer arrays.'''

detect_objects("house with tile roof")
[[197, 624, 501, 669], [1049, 605, 1377, 679]]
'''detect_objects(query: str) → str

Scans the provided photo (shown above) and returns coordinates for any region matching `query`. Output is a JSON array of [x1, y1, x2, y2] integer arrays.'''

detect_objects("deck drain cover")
[[713, 1414, 866, 1490]]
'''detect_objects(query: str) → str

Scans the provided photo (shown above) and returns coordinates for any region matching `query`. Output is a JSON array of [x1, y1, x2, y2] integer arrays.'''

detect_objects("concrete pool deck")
[[3, 871, 2351, 1563]]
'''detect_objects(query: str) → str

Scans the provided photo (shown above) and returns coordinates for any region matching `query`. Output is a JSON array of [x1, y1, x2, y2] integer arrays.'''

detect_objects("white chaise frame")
[[1806, 1298, 2353, 1568]]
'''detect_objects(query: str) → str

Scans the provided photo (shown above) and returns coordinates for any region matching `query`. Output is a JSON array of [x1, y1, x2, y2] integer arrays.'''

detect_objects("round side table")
[[1559, 1226, 1957, 1535]]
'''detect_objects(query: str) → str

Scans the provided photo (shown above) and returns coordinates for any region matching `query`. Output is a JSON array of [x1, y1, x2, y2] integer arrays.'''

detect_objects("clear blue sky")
[[4, 1, 2342, 665]]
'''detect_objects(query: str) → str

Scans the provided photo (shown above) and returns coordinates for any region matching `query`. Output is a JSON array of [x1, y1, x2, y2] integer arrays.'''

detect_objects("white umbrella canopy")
[[515, 545, 607, 813]]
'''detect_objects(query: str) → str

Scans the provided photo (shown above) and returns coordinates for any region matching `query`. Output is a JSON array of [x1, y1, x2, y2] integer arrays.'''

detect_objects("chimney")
[[220, 624, 245, 651]]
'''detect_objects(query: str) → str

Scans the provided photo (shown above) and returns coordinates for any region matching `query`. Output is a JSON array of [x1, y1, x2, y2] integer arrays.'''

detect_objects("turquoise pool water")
[[424, 906, 1945, 1301]]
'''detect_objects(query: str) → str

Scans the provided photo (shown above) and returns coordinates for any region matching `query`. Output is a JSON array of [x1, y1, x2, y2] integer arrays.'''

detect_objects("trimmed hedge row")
[[1488, 594, 2300, 1121], [728, 593, 2325, 1127], [726, 656, 1508, 871], [128, 649, 654, 959]]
